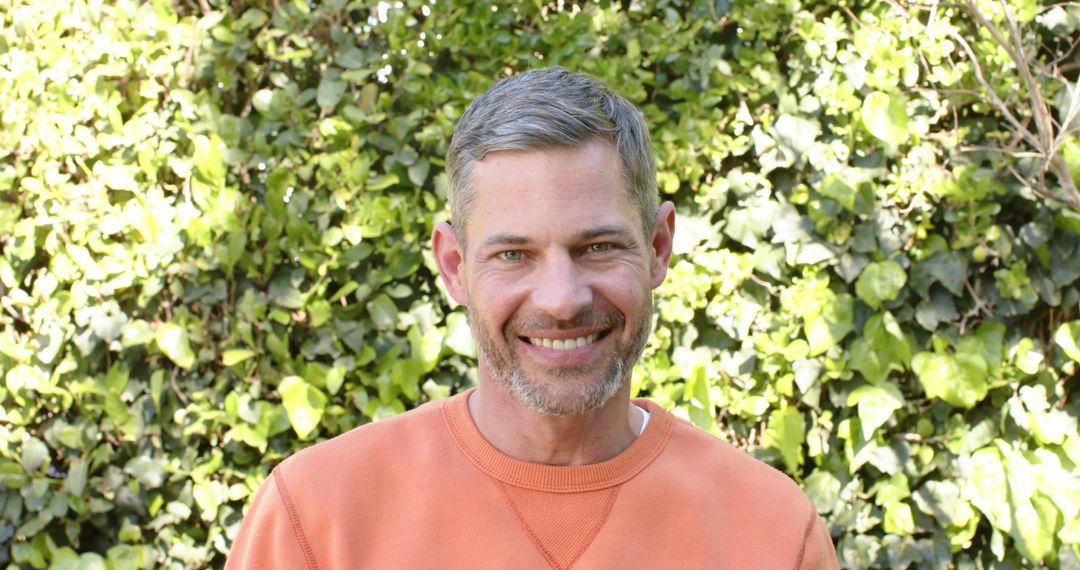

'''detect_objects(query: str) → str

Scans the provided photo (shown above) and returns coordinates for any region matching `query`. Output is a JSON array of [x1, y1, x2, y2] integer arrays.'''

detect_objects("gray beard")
[[469, 298, 653, 417]]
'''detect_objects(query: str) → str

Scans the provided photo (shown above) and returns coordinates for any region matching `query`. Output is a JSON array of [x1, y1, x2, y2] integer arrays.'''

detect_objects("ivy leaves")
[[912, 352, 989, 409], [861, 91, 910, 147], [279, 376, 328, 441], [2, 0, 1080, 568], [1055, 321, 1080, 362], [855, 261, 906, 309]]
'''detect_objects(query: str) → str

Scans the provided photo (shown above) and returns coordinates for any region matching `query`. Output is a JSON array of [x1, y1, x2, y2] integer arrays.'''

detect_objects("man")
[[226, 67, 839, 569]]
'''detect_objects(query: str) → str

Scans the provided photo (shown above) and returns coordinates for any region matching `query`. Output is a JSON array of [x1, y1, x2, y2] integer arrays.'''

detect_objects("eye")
[[499, 250, 524, 261], [587, 243, 612, 253]]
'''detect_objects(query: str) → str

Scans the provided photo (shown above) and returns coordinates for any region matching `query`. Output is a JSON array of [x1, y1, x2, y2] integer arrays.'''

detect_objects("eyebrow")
[[479, 225, 638, 249]]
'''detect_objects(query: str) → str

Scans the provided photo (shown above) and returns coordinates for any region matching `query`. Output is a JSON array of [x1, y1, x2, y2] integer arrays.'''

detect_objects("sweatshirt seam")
[[494, 482, 621, 570], [792, 500, 815, 570], [442, 394, 675, 492], [567, 485, 620, 568], [273, 468, 319, 570], [496, 482, 561, 569]]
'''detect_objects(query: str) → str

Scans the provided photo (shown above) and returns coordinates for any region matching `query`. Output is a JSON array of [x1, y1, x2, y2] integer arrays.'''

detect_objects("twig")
[[943, 27, 1039, 148], [959, 279, 993, 335], [170, 368, 190, 406], [989, 0, 1053, 153]]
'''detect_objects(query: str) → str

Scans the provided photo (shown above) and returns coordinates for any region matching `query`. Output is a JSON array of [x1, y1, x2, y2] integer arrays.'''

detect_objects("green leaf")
[[155, 323, 195, 369], [337, 46, 367, 70], [862, 91, 909, 146], [970, 445, 1060, 564], [124, 456, 165, 488], [957, 322, 1005, 373], [65, 458, 88, 496], [819, 175, 856, 210], [803, 469, 842, 514], [1054, 321, 1080, 362], [20, 437, 48, 472], [883, 501, 916, 536], [222, 349, 256, 366], [855, 261, 907, 308], [121, 319, 155, 347], [1013, 492, 1059, 563], [805, 293, 854, 356], [317, 78, 347, 109], [912, 352, 988, 408], [684, 364, 716, 431], [193, 134, 226, 188], [850, 312, 911, 383], [763, 405, 805, 472], [367, 294, 398, 330], [325, 366, 346, 396], [847, 381, 904, 440], [912, 480, 966, 527], [871, 472, 910, 506], [772, 113, 820, 162], [409, 325, 444, 374], [279, 376, 327, 440]]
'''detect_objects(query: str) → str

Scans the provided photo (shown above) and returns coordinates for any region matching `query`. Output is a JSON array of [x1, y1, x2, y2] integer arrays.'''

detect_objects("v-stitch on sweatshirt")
[[226, 389, 839, 569]]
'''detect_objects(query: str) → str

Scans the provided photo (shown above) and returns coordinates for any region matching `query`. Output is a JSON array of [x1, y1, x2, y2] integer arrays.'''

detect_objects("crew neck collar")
[[441, 388, 674, 492]]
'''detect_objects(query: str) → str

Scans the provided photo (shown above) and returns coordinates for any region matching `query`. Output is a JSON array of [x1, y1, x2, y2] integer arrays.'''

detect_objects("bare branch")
[[943, 27, 1040, 148]]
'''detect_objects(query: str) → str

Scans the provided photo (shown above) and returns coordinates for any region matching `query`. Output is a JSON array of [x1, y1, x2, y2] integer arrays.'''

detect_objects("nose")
[[530, 251, 593, 321]]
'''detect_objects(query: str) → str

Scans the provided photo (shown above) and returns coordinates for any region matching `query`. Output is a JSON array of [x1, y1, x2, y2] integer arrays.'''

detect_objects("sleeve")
[[797, 510, 840, 570], [225, 469, 317, 570]]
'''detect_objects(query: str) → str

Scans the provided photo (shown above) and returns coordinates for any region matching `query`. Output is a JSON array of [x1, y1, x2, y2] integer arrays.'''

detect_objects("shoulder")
[[275, 394, 451, 490], [636, 400, 835, 566], [638, 399, 815, 512]]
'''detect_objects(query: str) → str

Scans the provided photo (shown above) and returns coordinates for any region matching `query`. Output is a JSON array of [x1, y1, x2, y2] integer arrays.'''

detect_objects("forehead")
[[465, 140, 642, 243]]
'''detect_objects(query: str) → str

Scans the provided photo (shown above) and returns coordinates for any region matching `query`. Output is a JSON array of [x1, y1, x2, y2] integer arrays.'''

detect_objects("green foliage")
[[1, 0, 1079, 568]]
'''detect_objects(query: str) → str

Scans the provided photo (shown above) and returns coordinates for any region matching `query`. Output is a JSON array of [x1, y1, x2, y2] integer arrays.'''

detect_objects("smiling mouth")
[[524, 332, 602, 351]]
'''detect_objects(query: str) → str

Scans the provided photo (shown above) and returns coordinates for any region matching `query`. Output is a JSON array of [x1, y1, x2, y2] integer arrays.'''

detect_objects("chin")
[[506, 364, 626, 418]]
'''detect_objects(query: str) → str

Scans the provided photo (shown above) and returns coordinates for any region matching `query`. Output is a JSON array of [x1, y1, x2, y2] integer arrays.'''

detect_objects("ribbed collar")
[[442, 389, 674, 492]]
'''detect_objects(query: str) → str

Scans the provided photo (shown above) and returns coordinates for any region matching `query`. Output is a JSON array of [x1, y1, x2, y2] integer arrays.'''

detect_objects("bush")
[[1, 0, 1079, 567]]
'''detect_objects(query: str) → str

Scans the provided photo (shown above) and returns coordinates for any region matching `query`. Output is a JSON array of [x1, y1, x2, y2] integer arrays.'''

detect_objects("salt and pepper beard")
[[468, 296, 654, 417]]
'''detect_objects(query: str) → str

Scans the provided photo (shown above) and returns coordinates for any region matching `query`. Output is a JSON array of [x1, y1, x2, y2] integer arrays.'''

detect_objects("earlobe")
[[649, 202, 676, 288], [432, 222, 469, 305]]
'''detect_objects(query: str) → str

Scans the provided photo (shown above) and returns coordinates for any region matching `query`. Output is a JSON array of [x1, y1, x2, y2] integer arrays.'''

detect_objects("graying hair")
[[445, 67, 658, 245]]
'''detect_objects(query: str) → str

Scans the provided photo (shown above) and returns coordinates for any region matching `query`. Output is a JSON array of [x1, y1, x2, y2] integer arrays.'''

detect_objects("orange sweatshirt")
[[226, 390, 839, 569]]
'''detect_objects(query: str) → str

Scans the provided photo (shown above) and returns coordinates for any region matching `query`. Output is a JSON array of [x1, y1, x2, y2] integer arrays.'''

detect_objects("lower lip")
[[518, 335, 606, 366]]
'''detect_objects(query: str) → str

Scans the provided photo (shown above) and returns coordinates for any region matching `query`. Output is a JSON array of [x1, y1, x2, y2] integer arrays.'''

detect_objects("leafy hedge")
[[2, 0, 1079, 567]]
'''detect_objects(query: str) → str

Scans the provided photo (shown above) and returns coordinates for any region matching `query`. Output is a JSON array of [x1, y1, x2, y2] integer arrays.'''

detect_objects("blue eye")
[[499, 250, 523, 261]]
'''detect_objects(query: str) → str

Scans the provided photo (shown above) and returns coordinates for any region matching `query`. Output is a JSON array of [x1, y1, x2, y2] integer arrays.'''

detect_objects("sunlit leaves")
[[968, 444, 1062, 564], [763, 405, 806, 473], [847, 381, 904, 440], [1055, 321, 1080, 362], [849, 312, 911, 384], [193, 134, 226, 189], [804, 294, 854, 356], [912, 352, 988, 408], [861, 91, 909, 146], [3, 0, 1079, 566], [222, 349, 256, 366], [855, 261, 907, 309], [278, 376, 327, 441], [155, 323, 195, 369]]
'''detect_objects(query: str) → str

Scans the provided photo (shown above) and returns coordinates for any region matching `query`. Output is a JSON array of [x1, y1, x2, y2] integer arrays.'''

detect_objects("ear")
[[432, 221, 469, 306], [648, 201, 676, 289]]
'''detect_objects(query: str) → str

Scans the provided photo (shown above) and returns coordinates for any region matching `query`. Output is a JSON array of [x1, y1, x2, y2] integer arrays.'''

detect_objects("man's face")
[[436, 140, 672, 417]]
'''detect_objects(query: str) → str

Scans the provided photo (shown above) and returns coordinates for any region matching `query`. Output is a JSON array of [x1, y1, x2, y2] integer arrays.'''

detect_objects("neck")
[[468, 375, 642, 466]]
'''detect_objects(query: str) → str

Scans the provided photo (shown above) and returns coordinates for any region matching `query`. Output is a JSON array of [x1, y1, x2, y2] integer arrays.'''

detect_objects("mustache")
[[506, 310, 623, 333]]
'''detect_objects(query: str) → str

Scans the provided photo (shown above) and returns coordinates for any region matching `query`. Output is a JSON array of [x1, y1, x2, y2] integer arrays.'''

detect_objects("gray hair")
[[445, 67, 658, 246]]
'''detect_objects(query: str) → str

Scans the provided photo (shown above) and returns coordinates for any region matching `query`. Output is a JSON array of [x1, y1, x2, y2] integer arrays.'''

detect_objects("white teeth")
[[528, 333, 598, 350]]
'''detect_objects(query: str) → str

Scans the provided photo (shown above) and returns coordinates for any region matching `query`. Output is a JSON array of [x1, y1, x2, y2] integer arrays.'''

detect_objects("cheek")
[[470, 274, 526, 323], [601, 266, 650, 307]]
